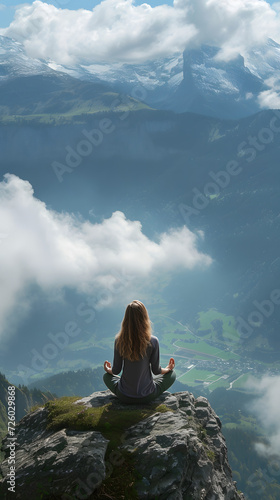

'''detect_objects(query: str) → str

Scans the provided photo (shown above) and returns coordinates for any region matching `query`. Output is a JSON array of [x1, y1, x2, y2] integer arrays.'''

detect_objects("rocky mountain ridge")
[[1, 34, 280, 119], [0, 35, 57, 80], [46, 39, 280, 119], [0, 390, 245, 499], [58, 44, 266, 119]]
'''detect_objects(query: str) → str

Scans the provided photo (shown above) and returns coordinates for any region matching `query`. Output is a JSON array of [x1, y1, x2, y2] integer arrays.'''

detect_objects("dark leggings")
[[103, 370, 176, 404]]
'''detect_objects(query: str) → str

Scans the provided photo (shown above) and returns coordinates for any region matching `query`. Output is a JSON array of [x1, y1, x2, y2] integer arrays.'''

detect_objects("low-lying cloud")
[[246, 375, 280, 459], [258, 76, 280, 109], [0, 174, 212, 338], [1, 0, 279, 65]]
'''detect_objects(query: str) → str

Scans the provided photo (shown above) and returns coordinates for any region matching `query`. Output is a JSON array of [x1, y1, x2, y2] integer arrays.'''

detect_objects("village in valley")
[[154, 309, 280, 392]]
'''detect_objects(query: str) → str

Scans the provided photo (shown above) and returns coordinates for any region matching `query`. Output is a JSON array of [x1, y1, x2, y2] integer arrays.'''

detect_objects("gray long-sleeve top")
[[112, 335, 162, 398]]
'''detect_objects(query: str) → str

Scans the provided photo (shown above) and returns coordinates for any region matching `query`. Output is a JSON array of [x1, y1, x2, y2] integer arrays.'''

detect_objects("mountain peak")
[[0, 390, 245, 499], [0, 35, 55, 80]]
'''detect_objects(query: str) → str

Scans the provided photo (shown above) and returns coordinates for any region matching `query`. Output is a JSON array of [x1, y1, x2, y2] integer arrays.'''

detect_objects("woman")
[[103, 300, 176, 404]]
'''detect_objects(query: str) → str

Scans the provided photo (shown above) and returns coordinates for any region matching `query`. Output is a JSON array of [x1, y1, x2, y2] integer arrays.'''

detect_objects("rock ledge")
[[0, 390, 245, 499]]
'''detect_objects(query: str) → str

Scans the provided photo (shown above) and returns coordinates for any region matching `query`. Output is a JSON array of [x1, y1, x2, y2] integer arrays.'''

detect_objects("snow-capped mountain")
[[244, 38, 280, 80], [0, 35, 145, 118], [47, 39, 280, 119], [180, 45, 266, 119], [48, 54, 184, 104], [0, 35, 56, 80], [1, 34, 280, 119]]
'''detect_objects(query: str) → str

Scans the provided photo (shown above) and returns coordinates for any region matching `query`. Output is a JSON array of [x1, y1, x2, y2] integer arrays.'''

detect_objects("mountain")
[[27, 367, 109, 397], [54, 45, 264, 119], [244, 38, 280, 80], [0, 35, 54, 80], [1, 35, 280, 119], [0, 372, 54, 465], [47, 53, 186, 112], [0, 36, 148, 119], [46, 39, 280, 119], [0, 373, 54, 427], [0, 390, 245, 499], [179, 45, 265, 119]]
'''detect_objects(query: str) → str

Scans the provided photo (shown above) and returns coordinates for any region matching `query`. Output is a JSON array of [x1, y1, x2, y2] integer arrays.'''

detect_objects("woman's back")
[[103, 300, 176, 404], [112, 334, 162, 398]]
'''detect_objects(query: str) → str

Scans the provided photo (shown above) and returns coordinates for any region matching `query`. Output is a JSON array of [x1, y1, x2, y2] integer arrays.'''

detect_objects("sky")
[[1, 0, 280, 65]]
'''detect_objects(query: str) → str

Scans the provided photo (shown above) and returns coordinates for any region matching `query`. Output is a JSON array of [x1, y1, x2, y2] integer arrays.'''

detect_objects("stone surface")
[[0, 406, 108, 499], [0, 390, 245, 499]]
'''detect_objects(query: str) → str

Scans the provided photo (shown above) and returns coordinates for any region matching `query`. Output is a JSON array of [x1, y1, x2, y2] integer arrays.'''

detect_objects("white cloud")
[[246, 375, 280, 458], [0, 173, 212, 337], [0, 0, 195, 65], [0, 0, 279, 65], [258, 89, 280, 108], [258, 76, 280, 108], [176, 0, 279, 60]]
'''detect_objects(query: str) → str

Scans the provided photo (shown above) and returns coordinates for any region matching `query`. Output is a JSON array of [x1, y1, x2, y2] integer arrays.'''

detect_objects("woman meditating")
[[103, 300, 176, 404]]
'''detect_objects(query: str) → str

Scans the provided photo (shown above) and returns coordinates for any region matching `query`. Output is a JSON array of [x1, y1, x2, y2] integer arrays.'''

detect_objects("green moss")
[[206, 449, 216, 462], [45, 398, 172, 456], [45, 397, 171, 436], [43, 397, 173, 498], [199, 427, 207, 441], [29, 404, 45, 413], [45, 396, 105, 432], [93, 450, 142, 500]]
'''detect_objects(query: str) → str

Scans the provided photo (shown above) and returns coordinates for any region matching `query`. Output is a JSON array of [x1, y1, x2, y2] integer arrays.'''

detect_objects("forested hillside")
[[0, 372, 54, 461]]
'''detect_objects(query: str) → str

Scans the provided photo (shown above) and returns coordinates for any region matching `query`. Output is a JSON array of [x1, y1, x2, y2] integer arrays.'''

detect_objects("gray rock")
[[0, 390, 245, 500]]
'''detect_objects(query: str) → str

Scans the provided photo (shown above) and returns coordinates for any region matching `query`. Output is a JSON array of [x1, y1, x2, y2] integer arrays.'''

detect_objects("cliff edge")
[[0, 390, 245, 499]]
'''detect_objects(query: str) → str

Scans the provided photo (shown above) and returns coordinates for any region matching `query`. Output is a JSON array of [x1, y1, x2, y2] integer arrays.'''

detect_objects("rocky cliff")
[[0, 390, 245, 499], [0, 373, 54, 438]]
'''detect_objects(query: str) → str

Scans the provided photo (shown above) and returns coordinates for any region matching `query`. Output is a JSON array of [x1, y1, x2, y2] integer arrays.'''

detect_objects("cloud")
[[176, 0, 279, 60], [0, 0, 195, 65], [246, 375, 280, 458], [0, 0, 279, 65], [0, 173, 212, 338], [258, 76, 280, 108], [258, 89, 280, 108]]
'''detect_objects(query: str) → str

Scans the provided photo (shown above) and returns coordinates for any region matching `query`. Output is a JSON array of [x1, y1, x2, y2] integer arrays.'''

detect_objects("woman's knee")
[[165, 369, 176, 383], [103, 372, 112, 386], [163, 369, 176, 390]]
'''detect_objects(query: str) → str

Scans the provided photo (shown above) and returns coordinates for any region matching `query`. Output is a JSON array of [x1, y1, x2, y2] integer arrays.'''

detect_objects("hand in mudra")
[[162, 357, 175, 374], [166, 357, 175, 371], [104, 360, 113, 375]]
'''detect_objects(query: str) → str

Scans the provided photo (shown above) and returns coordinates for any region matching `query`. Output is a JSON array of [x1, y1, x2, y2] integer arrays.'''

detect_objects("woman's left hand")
[[104, 360, 113, 375]]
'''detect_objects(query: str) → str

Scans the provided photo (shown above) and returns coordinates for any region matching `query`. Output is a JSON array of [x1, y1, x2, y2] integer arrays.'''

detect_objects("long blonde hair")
[[115, 300, 152, 361]]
